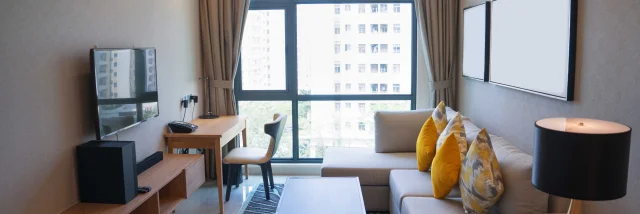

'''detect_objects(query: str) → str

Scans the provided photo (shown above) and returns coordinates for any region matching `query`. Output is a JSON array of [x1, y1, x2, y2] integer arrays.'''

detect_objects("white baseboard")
[[246, 163, 321, 176]]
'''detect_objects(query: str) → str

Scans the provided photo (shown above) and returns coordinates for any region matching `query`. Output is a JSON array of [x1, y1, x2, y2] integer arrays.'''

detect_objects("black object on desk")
[[168, 121, 198, 133]]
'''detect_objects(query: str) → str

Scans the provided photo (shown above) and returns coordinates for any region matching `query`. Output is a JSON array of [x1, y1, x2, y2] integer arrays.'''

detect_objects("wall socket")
[[180, 94, 192, 108]]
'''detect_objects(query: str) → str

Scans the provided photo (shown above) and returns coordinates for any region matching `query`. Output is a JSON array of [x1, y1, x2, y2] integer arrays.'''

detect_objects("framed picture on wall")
[[489, 0, 578, 101], [462, 2, 490, 82]]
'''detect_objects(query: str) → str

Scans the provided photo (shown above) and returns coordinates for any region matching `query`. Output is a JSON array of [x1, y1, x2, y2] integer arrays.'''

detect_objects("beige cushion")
[[222, 147, 269, 164], [400, 197, 464, 214], [374, 107, 459, 153], [321, 147, 416, 185], [374, 109, 433, 153], [389, 170, 461, 213], [491, 134, 549, 214]]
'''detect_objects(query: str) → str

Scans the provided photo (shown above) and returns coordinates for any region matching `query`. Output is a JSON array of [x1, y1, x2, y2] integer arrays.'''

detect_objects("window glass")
[[297, 4, 412, 95], [298, 100, 410, 158], [241, 10, 286, 90]]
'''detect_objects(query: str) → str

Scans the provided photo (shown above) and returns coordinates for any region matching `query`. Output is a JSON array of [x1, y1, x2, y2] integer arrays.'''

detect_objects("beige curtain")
[[415, 0, 460, 108], [200, 0, 250, 178], [200, 0, 250, 116]]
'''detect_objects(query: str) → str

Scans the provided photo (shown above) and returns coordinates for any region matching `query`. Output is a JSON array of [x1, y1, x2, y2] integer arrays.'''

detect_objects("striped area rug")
[[240, 183, 389, 214], [241, 183, 284, 214]]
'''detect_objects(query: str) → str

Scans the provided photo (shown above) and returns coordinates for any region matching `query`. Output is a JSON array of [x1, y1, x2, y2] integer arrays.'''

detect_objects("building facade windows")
[[380, 84, 387, 93], [393, 24, 401, 33], [371, 24, 379, 33], [393, 84, 400, 93], [371, 44, 379, 53], [393, 4, 401, 13], [358, 44, 366, 53], [393, 44, 401, 53], [358, 4, 366, 13], [358, 24, 366, 34], [334, 63, 341, 73], [358, 64, 366, 73]]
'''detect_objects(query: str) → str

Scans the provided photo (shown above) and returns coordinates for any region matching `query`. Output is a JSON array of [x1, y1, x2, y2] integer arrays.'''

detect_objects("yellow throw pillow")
[[460, 129, 504, 214], [436, 112, 468, 158], [432, 101, 448, 134], [431, 133, 462, 199], [416, 117, 438, 172]]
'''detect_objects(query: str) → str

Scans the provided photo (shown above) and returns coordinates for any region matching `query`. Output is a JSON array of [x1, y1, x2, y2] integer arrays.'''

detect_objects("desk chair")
[[223, 113, 287, 201]]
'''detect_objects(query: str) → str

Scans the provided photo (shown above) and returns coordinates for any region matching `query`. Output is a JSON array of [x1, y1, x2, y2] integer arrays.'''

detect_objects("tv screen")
[[91, 48, 159, 139]]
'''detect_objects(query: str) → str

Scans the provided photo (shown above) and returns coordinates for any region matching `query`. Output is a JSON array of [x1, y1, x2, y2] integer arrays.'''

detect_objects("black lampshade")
[[533, 118, 631, 201]]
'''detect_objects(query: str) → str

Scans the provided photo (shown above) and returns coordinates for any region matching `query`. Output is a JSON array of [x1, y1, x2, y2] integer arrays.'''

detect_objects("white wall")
[[458, 0, 640, 213], [0, 0, 202, 213]]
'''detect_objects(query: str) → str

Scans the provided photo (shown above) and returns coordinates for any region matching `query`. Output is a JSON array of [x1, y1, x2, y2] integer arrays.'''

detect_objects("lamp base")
[[568, 199, 582, 214], [199, 112, 219, 119]]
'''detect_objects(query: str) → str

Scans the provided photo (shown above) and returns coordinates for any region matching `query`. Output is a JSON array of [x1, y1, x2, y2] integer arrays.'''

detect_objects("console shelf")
[[63, 154, 205, 214]]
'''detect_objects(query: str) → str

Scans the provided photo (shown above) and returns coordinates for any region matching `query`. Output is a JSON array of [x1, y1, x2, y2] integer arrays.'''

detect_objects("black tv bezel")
[[90, 48, 160, 140]]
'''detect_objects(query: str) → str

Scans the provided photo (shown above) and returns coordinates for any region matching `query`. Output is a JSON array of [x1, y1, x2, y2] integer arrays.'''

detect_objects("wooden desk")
[[63, 154, 205, 214], [164, 115, 247, 214]]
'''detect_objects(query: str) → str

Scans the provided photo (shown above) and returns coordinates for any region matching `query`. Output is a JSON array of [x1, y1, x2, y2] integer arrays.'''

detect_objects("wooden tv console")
[[62, 154, 205, 214]]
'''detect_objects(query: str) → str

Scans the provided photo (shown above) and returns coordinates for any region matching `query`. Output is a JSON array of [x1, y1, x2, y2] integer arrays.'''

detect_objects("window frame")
[[235, 0, 417, 163]]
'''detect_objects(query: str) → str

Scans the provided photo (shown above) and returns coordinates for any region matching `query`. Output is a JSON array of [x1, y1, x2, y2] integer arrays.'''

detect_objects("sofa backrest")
[[374, 108, 458, 153]]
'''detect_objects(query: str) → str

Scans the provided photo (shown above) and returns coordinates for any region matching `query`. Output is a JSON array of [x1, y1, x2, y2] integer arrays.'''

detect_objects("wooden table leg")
[[214, 142, 224, 214], [242, 128, 248, 180], [204, 149, 210, 180]]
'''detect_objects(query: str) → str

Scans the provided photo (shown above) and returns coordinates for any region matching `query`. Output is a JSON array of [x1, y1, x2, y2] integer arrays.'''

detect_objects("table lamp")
[[533, 118, 631, 214]]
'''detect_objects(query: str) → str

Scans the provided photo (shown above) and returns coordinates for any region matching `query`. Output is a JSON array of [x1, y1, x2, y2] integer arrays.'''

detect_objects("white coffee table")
[[276, 177, 366, 214]]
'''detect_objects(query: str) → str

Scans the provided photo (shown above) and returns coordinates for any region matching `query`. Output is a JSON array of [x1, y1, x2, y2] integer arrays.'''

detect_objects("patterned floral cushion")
[[436, 112, 468, 158], [431, 101, 448, 134], [459, 129, 504, 214]]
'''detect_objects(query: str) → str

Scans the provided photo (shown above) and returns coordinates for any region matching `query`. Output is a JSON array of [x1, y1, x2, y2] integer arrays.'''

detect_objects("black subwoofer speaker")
[[76, 140, 137, 204]]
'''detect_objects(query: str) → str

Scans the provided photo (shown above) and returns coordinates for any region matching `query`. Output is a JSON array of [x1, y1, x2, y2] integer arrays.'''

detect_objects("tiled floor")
[[175, 175, 303, 214]]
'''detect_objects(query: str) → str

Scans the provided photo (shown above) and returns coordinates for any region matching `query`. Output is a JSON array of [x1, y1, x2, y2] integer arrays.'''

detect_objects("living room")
[[0, 0, 638, 214]]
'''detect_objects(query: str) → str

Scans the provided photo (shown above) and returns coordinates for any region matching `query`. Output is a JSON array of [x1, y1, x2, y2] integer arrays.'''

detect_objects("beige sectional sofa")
[[321, 108, 569, 213]]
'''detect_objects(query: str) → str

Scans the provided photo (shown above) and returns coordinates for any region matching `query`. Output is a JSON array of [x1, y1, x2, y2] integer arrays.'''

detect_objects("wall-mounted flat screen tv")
[[90, 48, 159, 139]]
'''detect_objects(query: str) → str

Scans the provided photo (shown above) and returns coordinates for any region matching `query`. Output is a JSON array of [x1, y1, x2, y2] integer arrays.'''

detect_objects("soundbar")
[[137, 151, 163, 175]]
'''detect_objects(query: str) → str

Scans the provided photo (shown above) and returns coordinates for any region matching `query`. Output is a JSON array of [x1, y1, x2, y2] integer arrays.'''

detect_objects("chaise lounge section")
[[321, 108, 568, 213]]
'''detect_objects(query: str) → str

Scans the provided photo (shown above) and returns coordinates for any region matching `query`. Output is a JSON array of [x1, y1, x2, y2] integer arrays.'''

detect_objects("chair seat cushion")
[[321, 147, 417, 186], [400, 197, 464, 214], [390, 170, 461, 213], [222, 148, 269, 164]]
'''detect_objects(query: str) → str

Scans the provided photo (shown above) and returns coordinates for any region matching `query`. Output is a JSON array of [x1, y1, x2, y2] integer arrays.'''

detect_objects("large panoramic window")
[[236, 1, 415, 162]]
